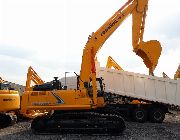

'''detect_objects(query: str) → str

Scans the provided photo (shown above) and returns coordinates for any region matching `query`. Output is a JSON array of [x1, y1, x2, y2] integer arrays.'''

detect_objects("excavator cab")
[[0, 82, 15, 90], [96, 77, 104, 97], [77, 74, 104, 97], [86, 77, 104, 97]]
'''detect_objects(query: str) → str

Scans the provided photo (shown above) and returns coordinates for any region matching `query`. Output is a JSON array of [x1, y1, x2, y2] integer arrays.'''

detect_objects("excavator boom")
[[0, 77, 6, 83], [80, 0, 161, 86], [106, 56, 124, 70], [174, 64, 180, 80], [162, 64, 179, 80], [25, 66, 44, 91], [20, 66, 47, 119]]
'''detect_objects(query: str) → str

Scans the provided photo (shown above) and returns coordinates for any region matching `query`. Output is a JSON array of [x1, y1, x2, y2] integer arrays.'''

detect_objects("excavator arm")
[[25, 66, 44, 91], [162, 64, 179, 80], [106, 56, 124, 70], [131, 0, 161, 75], [0, 77, 6, 83], [21, 66, 48, 119], [80, 0, 161, 89], [0, 78, 3, 83]]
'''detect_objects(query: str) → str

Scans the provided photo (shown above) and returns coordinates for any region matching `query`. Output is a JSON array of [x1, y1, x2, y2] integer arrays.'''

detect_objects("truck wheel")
[[149, 108, 165, 123], [132, 108, 147, 123]]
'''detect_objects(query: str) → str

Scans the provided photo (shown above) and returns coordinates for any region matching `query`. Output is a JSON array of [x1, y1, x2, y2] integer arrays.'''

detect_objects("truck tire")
[[132, 108, 147, 123], [149, 108, 165, 123]]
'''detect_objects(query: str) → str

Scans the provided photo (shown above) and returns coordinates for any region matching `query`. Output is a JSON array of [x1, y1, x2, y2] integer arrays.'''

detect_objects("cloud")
[[155, 46, 180, 78], [146, 14, 180, 40], [0, 45, 34, 59], [0, 54, 32, 84], [0, 0, 180, 85], [158, 16, 180, 39]]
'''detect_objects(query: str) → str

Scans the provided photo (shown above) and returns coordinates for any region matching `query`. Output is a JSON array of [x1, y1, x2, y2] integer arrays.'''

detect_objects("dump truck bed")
[[97, 67, 180, 106], [60, 65, 180, 107]]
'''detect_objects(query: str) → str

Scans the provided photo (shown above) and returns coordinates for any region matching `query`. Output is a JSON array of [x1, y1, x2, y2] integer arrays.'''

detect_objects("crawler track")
[[0, 113, 17, 128], [31, 111, 125, 135]]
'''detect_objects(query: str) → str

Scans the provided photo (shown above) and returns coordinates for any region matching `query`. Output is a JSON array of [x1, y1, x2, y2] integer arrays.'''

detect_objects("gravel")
[[1, 111, 180, 140]]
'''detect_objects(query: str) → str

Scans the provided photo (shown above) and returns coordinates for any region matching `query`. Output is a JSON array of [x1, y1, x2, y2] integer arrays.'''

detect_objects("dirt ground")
[[0, 111, 180, 140]]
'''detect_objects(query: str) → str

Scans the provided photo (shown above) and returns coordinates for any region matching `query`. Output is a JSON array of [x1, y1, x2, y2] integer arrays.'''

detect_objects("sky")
[[0, 0, 180, 85]]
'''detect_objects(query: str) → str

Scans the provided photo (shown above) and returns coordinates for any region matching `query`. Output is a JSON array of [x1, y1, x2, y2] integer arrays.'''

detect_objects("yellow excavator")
[[25, 66, 44, 91], [162, 64, 180, 80], [21, 0, 161, 134], [19, 66, 48, 119], [0, 77, 20, 127], [106, 56, 124, 71], [174, 64, 180, 80], [0, 67, 48, 127]]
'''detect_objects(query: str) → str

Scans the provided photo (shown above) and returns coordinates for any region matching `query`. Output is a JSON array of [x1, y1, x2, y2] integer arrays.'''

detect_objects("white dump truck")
[[61, 63, 180, 123]]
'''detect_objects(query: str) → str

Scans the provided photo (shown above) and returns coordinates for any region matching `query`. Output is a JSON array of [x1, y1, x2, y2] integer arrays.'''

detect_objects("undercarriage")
[[31, 110, 125, 135], [0, 113, 17, 128]]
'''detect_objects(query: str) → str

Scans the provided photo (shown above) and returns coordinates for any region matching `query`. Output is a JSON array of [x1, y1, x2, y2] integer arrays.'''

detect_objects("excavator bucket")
[[135, 40, 162, 75]]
